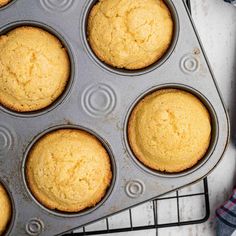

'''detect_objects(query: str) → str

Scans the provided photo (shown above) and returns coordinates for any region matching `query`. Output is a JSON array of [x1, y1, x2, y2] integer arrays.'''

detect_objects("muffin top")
[[128, 89, 211, 173], [0, 0, 11, 7], [87, 0, 173, 70], [0, 26, 70, 112], [0, 184, 12, 235], [26, 129, 112, 212]]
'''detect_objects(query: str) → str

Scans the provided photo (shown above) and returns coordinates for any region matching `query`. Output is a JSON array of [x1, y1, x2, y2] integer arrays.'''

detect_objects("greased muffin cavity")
[[0, 26, 70, 112], [87, 0, 173, 70], [0, 184, 12, 236], [128, 89, 212, 173], [26, 129, 112, 213]]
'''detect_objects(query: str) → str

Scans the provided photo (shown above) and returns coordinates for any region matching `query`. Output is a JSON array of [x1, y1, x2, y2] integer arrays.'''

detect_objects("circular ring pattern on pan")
[[124, 84, 219, 178], [22, 124, 116, 217], [81, 84, 116, 117], [40, 0, 75, 12], [125, 180, 145, 198], [0, 124, 16, 157], [0, 180, 15, 236], [0, 20, 75, 118], [180, 54, 200, 74], [25, 218, 44, 236], [81, 0, 180, 76]]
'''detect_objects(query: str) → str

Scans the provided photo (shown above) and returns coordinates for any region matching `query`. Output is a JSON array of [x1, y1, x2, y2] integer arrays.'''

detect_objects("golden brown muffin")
[[0, 26, 70, 112], [87, 0, 173, 70], [0, 184, 12, 235], [0, 0, 11, 7], [26, 129, 112, 212], [128, 89, 211, 173]]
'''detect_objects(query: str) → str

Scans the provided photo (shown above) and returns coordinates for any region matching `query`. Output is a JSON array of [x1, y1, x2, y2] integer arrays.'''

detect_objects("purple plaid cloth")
[[216, 189, 236, 236], [224, 0, 236, 6]]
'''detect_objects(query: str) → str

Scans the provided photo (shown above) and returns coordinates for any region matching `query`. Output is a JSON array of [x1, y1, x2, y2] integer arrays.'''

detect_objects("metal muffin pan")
[[0, 0, 229, 235]]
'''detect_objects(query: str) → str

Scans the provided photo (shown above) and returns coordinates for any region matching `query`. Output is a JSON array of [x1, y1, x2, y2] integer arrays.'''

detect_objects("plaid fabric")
[[216, 189, 236, 236], [224, 0, 236, 6]]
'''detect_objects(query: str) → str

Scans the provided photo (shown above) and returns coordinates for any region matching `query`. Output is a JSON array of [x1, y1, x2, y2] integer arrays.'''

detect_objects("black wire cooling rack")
[[64, 1, 210, 235], [65, 178, 209, 236]]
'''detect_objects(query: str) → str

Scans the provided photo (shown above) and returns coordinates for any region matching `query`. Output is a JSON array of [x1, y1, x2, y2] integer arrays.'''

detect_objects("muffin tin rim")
[[80, 0, 180, 76], [0, 20, 75, 118], [123, 83, 219, 178], [21, 124, 117, 218]]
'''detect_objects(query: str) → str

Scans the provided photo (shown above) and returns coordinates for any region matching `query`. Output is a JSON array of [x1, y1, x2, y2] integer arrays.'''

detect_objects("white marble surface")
[[77, 1, 236, 235]]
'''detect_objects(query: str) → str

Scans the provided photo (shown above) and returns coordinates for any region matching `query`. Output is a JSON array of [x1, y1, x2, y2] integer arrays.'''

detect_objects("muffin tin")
[[0, 0, 229, 235]]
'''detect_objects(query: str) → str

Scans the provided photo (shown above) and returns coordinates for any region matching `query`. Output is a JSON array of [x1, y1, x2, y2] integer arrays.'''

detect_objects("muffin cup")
[[0, 179, 15, 236], [124, 84, 219, 178], [22, 124, 116, 217], [81, 0, 180, 76], [0, 20, 75, 118]]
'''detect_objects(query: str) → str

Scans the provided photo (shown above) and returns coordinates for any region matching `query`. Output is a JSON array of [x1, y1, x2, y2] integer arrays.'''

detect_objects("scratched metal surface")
[[0, 0, 229, 235]]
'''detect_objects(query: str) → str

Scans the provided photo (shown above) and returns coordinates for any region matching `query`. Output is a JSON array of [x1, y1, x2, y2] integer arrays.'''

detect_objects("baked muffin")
[[87, 0, 173, 70], [128, 89, 211, 173], [0, 26, 70, 112], [26, 129, 112, 212], [0, 184, 12, 235], [0, 0, 11, 7]]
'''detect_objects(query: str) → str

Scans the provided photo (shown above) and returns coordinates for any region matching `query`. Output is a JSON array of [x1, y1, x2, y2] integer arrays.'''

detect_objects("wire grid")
[[63, 1, 210, 235], [65, 178, 209, 236]]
